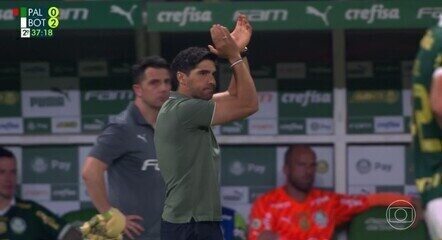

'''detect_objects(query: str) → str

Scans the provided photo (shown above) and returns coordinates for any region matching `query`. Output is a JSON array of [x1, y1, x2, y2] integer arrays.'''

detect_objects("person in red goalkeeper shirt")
[[248, 144, 416, 240]]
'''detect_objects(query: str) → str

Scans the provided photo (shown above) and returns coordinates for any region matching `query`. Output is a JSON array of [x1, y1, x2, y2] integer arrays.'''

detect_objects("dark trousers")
[[161, 219, 223, 240]]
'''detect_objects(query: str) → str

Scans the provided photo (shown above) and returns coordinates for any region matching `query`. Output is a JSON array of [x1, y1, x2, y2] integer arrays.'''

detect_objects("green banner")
[[221, 146, 276, 186], [147, 0, 442, 32], [0, 0, 142, 29], [347, 61, 407, 134], [348, 207, 429, 239], [22, 146, 78, 184], [24, 117, 51, 134], [1, 1, 440, 30]]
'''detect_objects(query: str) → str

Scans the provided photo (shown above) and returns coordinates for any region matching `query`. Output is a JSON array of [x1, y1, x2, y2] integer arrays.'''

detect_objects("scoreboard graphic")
[[15, 6, 60, 38]]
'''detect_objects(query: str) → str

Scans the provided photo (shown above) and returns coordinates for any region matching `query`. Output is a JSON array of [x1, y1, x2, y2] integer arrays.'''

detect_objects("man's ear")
[[133, 84, 142, 97], [177, 71, 186, 86]]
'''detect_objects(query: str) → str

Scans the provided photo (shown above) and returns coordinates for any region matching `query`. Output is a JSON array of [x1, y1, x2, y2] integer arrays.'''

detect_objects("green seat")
[[348, 207, 429, 240]]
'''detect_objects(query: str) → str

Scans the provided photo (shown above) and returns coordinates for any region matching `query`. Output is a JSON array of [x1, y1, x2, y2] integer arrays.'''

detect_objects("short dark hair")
[[132, 56, 169, 84], [171, 47, 217, 88], [0, 147, 15, 159], [284, 144, 316, 166]]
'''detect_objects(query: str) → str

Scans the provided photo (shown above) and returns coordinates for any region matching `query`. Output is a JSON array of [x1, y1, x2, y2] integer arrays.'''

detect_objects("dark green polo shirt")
[[0, 198, 67, 240], [155, 91, 221, 223]]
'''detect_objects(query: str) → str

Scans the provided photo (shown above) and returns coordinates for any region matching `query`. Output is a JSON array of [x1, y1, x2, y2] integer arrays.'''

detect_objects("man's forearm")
[[230, 57, 258, 111], [227, 57, 250, 96], [366, 193, 412, 207], [83, 172, 111, 213]]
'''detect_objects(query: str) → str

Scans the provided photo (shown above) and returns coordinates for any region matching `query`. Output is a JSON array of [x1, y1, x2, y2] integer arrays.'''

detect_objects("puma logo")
[[137, 134, 147, 143], [110, 5, 138, 26], [306, 6, 332, 26]]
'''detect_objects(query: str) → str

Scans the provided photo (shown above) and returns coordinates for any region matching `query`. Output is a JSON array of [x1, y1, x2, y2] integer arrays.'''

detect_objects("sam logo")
[[0, 9, 14, 20], [417, 7, 442, 19], [356, 158, 371, 174], [110, 4, 137, 26], [84, 90, 134, 101], [233, 9, 288, 22], [229, 161, 266, 176], [32, 158, 48, 174], [345, 4, 400, 24], [141, 159, 160, 171], [157, 7, 212, 27], [59, 8, 89, 20], [281, 91, 332, 107]]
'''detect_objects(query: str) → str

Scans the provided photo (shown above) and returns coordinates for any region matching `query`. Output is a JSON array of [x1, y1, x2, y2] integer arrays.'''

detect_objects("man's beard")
[[289, 178, 313, 193]]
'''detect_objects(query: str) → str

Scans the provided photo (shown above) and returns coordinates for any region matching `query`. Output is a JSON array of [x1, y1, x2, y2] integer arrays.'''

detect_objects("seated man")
[[0, 147, 81, 240], [248, 145, 416, 240]]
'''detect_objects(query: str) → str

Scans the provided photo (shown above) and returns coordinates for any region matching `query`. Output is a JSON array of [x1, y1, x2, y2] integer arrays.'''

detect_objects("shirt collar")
[[128, 102, 153, 127], [169, 91, 189, 100]]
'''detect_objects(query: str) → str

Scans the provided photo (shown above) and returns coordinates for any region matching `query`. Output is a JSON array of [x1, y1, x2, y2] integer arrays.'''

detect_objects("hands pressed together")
[[208, 14, 252, 64]]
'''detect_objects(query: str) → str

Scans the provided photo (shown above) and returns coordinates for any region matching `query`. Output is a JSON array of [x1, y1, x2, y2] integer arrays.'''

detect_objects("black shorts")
[[161, 219, 223, 240]]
